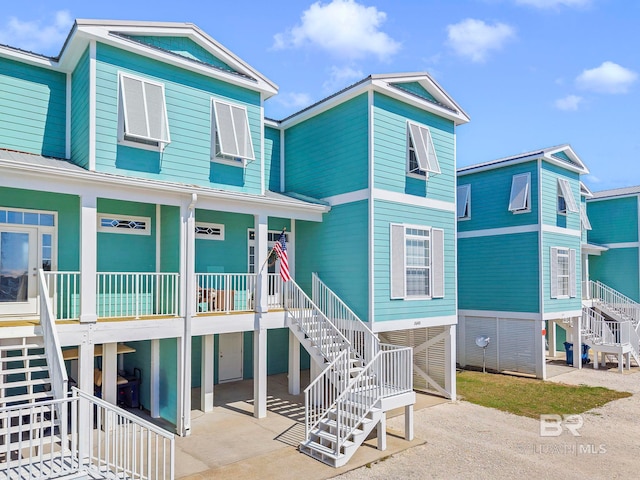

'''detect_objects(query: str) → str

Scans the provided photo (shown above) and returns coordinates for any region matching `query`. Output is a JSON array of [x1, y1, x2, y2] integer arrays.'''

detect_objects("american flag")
[[272, 231, 291, 282]]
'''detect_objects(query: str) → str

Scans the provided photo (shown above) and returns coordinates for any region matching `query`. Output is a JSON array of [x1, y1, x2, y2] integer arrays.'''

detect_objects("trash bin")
[[563, 342, 590, 366]]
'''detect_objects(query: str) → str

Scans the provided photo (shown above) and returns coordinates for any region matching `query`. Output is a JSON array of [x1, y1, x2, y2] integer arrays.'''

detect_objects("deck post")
[[253, 213, 268, 418], [150, 338, 160, 417], [288, 330, 300, 395], [102, 342, 118, 405], [404, 404, 414, 441], [377, 413, 387, 451], [79, 194, 97, 324], [548, 321, 556, 357], [445, 324, 456, 400], [201, 334, 214, 412], [77, 340, 94, 466], [573, 315, 582, 370]]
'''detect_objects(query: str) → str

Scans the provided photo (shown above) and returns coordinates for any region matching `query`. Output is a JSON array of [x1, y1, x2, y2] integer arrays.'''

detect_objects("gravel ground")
[[333, 368, 640, 480]]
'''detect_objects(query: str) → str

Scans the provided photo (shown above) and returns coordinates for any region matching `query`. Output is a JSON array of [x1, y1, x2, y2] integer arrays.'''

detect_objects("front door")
[[218, 333, 243, 383], [0, 226, 38, 315]]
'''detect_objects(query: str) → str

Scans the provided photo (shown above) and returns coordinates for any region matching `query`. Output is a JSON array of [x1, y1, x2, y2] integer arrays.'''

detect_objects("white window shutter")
[[390, 224, 406, 299], [569, 248, 577, 298], [421, 127, 441, 174], [580, 205, 592, 230], [121, 76, 148, 138], [119, 74, 170, 145], [550, 247, 558, 299], [407, 122, 440, 174], [509, 174, 530, 211], [144, 82, 167, 141], [213, 101, 238, 157], [457, 185, 470, 218], [432, 228, 445, 298], [213, 100, 255, 161], [558, 178, 579, 213]]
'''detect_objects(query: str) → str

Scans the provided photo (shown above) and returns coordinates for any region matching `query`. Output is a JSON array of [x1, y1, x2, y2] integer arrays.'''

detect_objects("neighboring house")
[[0, 19, 467, 474], [456, 146, 589, 379]]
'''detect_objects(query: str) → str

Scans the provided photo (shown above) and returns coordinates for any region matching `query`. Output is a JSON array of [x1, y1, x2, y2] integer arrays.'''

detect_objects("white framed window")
[[457, 184, 471, 220], [118, 73, 170, 150], [390, 224, 444, 300], [211, 99, 255, 166], [550, 247, 576, 299], [557, 178, 578, 214], [407, 121, 440, 178], [580, 205, 592, 230], [508, 173, 531, 213], [195, 222, 225, 240], [98, 214, 151, 236]]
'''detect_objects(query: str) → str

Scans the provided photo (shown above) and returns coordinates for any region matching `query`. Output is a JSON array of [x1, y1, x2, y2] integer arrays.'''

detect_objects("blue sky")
[[0, 0, 637, 191]]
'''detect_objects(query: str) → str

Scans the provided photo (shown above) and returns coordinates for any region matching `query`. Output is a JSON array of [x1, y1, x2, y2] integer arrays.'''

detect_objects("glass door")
[[0, 226, 38, 315]]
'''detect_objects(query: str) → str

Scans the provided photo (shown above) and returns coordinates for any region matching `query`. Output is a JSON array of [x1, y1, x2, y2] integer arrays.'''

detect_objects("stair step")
[[0, 391, 53, 406], [312, 429, 355, 449], [0, 419, 56, 436], [0, 353, 47, 363], [1, 365, 49, 375], [2, 377, 51, 389], [300, 440, 344, 460]]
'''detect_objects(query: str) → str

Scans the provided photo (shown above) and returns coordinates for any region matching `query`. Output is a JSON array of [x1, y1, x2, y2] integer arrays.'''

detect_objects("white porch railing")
[[582, 307, 622, 345], [97, 272, 180, 319], [590, 280, 640, 328], [42, 271, 80, 321], [267, 273, 285, 310], [195, 273, 256, 314], [0, 389, 175, 480], [38, 270, 68, 402]]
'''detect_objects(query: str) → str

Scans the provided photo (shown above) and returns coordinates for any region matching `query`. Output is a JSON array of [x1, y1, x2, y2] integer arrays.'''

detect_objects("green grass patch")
[[457, 370, 631, 418]]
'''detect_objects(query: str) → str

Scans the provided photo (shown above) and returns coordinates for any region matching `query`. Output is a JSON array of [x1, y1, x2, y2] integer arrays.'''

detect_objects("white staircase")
[[284, 276, 413, 467], [582, 281, 640, 370]]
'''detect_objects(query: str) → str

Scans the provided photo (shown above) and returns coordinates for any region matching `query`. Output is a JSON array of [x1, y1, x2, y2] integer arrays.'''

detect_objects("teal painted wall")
[[457, 161, 539, 232], [97, 199, 156, 272], [540, 163, 580, 230], [160, 205, 180, 272], [0, 187, 79, 270], [458, 232, 540, 313], [121, 340, 152, 413], [590, 248, 639, 302], [284, 94, 368, 199], [126, 35, 237, 73], [94, 43, 262, 193], [0, 56, 66, 158], [159, 338, 178, 425], [373, 92, 455, 203], [390, 82, 437, 103], [71, 47, 90, 168], [587, 196, 638, 244], [374, 200, 457, 321], [296, 201, 369, 321], [542, 231, 582, 313], [264, 125, 281, 192]]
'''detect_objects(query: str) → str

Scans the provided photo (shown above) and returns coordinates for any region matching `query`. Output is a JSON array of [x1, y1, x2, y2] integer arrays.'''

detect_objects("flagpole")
[[259, 227, 286, 273]]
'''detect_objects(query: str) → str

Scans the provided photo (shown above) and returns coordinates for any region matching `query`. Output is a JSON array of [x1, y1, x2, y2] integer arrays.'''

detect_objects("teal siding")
[[160, 205, 180, 272], [457, 161, 539, 232], [194, 210, 253, 273], [542, 231, 582, 313], [97, 199, 157, 272], [373, 92, 455, 203], [458, 232, 540, 313], [296, 201, 369, 321], [0, 57, 66, 158], [541, 163, 580, 230], [373, 200, 456, 322], [126, 35, 237, 73], [285, 94, 369, 199], [159, 338, 178, 424], [590, 248, 639, 302], [121, 340, 152, 413], [0, 187, 79, 271], [94, 43, 262, 193], [264, 125, 281, 192], [390, 82, 437, 103], [587, 196, 639, 244], [71, 48, 90, 168]]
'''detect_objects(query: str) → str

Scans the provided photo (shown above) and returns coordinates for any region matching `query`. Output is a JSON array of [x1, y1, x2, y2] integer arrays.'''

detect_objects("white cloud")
[[446, 19, 515, 63], [576, 61, 638, 94], [275, 92, 313, 109], [555, 94, 583, 111], [273, 0, 400, 60], [0, 11, 72, 55], [322, 65, 363, 92], [514, 0, 591, 8]]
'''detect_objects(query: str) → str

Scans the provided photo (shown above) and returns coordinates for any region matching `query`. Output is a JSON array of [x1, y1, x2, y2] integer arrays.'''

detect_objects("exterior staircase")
[[581, 281, 640, 370], [284, 275, 413, 467]]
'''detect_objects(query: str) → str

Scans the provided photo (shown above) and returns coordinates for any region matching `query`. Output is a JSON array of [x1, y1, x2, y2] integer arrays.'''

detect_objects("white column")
[[176, 336, 186, 435], [253, 214, 268, 419], [201, 335, 214, 412], [404, 405, 414, 441], [80, 195, 97, 324], [573, 316, 582, 370], [253, 328, 267, 419], [288, 330, 300, 395], [77, 340, 94, 466], [445, 325, 456, 400], [377, 413, 387, 451], [150, 339, 160, 418], [536, 320, 547, 379], [548, 321, 557, 357], [255, 214, 268, 314], [102, 343, 118, 405]]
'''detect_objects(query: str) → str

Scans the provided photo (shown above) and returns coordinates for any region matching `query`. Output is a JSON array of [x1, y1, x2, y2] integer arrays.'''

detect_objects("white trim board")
[[323, 189, 369, 207], [457, 224, 538, 239], [541, 225, 581, 237], [372, 188, 455, 212], [371, 315, 457, 333], [458, 310, 542, 321], [601, 242, 640, 249], [542, 310, 582, 321]]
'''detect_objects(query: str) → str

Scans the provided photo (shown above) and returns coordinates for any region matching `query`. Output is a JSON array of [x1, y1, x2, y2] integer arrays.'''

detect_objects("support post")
[[288, 330, 300, 395], [573, 316, 582, 370], [77, 340, 94, 466], [201, 334, 214, 412], [253, 328, 267, 418], [445, 325, 456, 400], [102, 342, 118, 405], [377, 413, 387, 451], [253, 214, 268, 418], [548, 320, 557, 357], [150, 339, 160, 418], [404, 405, 414, 441], [79, 195, 97, 324]]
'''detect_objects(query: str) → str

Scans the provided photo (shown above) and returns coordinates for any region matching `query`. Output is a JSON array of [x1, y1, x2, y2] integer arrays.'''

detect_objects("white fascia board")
[[457, 224, 539, 239], [587, 193, 640, 203], [0, 160, 329, 221], [580, 181, 593, 198], [373, 188, 455, 212], [542, 154, 588, 175], [542, 310, 582, 321], [0, 45, 59, 70], [541, 225, 582, 237], [545, 145, 588, 174], [264, 118, 280, 128], [457, 154, 541, 177]]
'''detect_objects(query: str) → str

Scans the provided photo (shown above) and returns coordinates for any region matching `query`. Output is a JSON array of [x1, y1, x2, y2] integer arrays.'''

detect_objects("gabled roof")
[[457, 144, 589, 176], [277, 72, 470, 128], [590, 185, 640, 200], [580, 181, 593, 198], [0, 19, 278, 98]]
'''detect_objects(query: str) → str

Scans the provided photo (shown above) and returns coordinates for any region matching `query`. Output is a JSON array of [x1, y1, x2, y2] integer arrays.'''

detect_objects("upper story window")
[[390, 224, 444, 300], [557, 178, 578, 215], [457, 184, 471, 220], [407, 122, 440, 178], [211, 99, 255, 166], [118, 73, 170, 150], [508, 173, 531, 213], [550, 247, 576, 298]]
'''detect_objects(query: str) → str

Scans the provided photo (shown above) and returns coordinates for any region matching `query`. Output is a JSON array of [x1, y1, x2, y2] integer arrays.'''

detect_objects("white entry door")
[[218, 333, 243, 383], [0, 226, 38, 315]]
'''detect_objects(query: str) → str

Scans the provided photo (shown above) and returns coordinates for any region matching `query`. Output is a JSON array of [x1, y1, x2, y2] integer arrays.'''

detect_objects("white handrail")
[[590, 280, 640, 328], [195, 273, 256, 314], [38, 269, 68, 401], [42, 271, 81, 321]]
